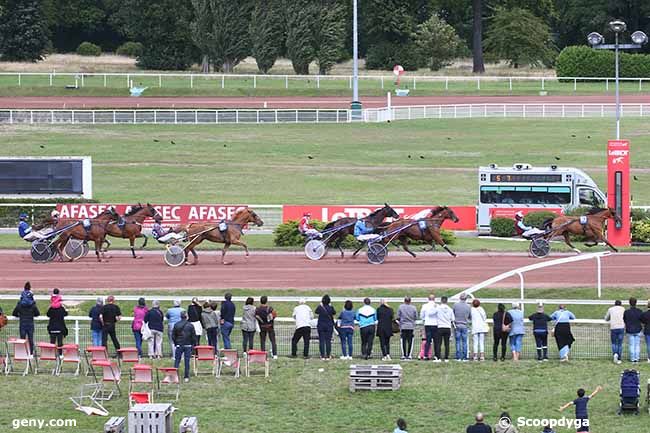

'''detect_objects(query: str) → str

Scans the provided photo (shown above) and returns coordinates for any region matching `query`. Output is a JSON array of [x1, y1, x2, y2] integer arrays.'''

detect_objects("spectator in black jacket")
[[144, 300, 165, 359], [187, 297, 203, 345], [12, 299, 40, 354], [100, 295, 122, 356], [492, 304, 512, 361], [376, 299, 394, 361], [467, 413, 492, 433], [47, 293, 68, 355], [172, 311, 196, 382], [624, 297, 643, 363], [220, 293, 235, 349], [641, 299, 650, 363], [88, 298, 103, 347], [528, 303, 552, 361]]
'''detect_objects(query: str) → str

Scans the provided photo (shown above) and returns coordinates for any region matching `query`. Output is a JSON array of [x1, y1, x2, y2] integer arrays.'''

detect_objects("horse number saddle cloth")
[[117, 216, 126, 229], [418, 219, 427, 230], [218, 221, 228, 232], [82, 219, 92, 230], [579, 216, 588, 225]]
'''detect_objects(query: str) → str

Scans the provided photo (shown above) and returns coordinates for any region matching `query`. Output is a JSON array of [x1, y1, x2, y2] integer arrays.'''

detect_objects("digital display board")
[[0, 159, 83, 194], [489, 174, 563, 183]]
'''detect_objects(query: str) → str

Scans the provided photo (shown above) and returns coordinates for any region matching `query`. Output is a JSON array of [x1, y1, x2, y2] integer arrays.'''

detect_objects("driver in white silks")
[[514, 211, 545, 239], [354, 219, 381, 242], [152, 219, 185, 244]]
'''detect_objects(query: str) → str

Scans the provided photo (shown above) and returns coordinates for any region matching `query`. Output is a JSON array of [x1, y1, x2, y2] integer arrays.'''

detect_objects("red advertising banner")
[[489, 207, 563, 219], [607, 140, 631, 246], [56, 204, 248, 228], [282, 205, 477, 230]]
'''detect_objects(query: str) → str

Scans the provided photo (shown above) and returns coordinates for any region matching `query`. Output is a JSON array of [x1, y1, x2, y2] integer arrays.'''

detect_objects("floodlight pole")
[[351, 0, 362, 115]]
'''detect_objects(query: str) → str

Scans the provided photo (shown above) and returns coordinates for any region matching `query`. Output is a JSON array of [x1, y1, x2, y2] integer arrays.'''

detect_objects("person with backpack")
[[144, 300, 165, 359], [255, 296, 278, 359], [12, 289, 40, 354], [172, 311, 197, 382]]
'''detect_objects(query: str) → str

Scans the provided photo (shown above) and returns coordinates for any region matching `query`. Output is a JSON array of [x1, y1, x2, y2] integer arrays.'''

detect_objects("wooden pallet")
[[349, 364, 402, 392]]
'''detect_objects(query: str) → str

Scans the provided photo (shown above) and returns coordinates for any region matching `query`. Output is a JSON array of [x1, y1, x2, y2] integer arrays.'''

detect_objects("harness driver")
[[514, 211, 545, 239], [298, 213, 322, 239], [354, 219, 381, 242], [152, 219, 185, 244], [18, 211, 57, 242]]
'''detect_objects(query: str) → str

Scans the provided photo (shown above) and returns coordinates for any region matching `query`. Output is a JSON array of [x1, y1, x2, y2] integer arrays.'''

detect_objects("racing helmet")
[[303, 212, 311, 218], [19, 213, 28, 221], [50, 209, 60, 218], [514, 211, 524, 220]]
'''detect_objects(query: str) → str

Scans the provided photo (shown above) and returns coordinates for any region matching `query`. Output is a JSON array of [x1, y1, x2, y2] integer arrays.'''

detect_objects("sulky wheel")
[[529, 238, 551, 258], [367, 242, 388, 265], [164, 244, 186, 267], [63, 238, 86, 261], [31, 240, 55, 263], [304, 239, 327, 261]]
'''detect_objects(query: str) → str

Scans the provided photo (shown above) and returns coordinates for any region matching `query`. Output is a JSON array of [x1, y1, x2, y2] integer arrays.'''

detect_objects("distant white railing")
[[1, 72, 650, 92], [2, 104, 650, 125], [366, 103, 650, 122]]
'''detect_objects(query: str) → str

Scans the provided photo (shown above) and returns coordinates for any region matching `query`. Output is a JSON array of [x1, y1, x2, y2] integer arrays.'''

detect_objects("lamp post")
[[587, 21, 648, 138], [350, 0, 362, 117]]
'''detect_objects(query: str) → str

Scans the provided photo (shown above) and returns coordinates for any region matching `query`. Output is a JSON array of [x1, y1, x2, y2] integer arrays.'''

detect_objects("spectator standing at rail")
[[466, 413, 492, 433], [470, 299, 488, 361], [201, 301, 220, 353], [220, 293, 236, 349], [376, 299, 394, 361], [623, 297, 643, 363], [337, 300, 355, 360], [315, 295, 336, 360], [172, 311, 196, 382], [492, 303, 512, 362], [132, 297, 148, 359], [397, 296, 417, 360], [420, 294, 438, 361], [453, 293, 471, 361], [528, 303, 552, 361], [256, 296, 278, 359], [357, 297, 377, 360], [100, 295, 122, 357], [641, 299, 650, 363], [292, 298, 313, 358], [508, 303, 525, 362], [551, 304, 576, 362], [12, 290, 40, 354], [89, 298, 104, 347], [166, 300, 183, 358], [188, 297, 203, 345], [145, 300, 164, 359], [604, 300, 625, 364], [241, 297, 257, 353], [47, 289, 68, 356], [436, 296, 455, 362]]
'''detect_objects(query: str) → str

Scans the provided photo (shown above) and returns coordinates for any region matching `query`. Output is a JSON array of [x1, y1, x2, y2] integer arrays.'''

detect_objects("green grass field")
[[3, 118, 650, 205], [0, 359, 647, 433], [0, 73, 649, 97]]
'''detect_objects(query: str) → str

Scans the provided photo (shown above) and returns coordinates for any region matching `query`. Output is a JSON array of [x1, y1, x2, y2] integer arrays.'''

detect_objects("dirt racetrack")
[[0, 251, 646, 292]]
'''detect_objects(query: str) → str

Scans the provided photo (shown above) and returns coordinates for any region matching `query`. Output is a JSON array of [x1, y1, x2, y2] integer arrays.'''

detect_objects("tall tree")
[[471, 0, 484, 73], [190, 0, 212, 72], [250, 0, 284, 73], [286, 0, 316, 74], [314, 0, 346, 75], [209, 0, 253, 72], [0, 0, 50, 62], [415, 14, 464, 71]]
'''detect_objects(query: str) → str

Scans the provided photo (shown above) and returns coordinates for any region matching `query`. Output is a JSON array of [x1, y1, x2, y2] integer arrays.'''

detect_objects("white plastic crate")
[[128, 403, 173, 433]]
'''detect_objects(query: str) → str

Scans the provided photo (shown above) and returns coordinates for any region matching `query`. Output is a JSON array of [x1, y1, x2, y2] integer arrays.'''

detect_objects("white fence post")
[[606, 79, 609, 91], [104, 74, 107, 87], [18, 73, 21, 86], [285, 75, 288, 89], [253, 75, 257, 89], [126, 74, 130, 88], [159, 74, 162, 87], [639, 79, 642, 92], [349, 76, 352, 89], [190, 74, 194, 89], [573, 78, 577, 92], [49, 73, 52, 86], [541, 77, 545, 90], [596, 255, 602, 298], [445, 77, 448, 91], [413, 76, 416, 90], [316, 75, 320, 89], [74, 319, 80, 345], [221, 75, 225, 89], [476, 78, 480, 90], [581, 105, 585, 118], [509, 77, 512, 91], [381, 76, 384, 89]]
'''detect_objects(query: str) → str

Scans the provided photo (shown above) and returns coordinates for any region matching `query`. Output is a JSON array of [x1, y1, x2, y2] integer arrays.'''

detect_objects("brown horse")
[[543, 207, 621, 253], [378, 206, 460, 258], [175, 207, 264, 265], [104, 203, 162, 258], [52, 207, 119, 262], [321, 203, 399, 258]]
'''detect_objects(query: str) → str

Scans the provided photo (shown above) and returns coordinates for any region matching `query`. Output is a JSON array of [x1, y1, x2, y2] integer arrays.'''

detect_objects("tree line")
[[0, 0, 649, 73]]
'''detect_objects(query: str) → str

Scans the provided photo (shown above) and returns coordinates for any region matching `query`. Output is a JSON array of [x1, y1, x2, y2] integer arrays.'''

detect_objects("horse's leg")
[[599, 234, 619, 253], [184, 237, 203, 265], [351, 241, 364, 258], [230, 239, 249, 256], [335, 236, 345, 258], [400, 237, 417, 258], [129, 236, 141, 259], [433, 231, 456, 257], [563, 232, 581, 254], [94, 239, 103, 262], [140, 233, 148, 249], [221, 243, 232, 265]]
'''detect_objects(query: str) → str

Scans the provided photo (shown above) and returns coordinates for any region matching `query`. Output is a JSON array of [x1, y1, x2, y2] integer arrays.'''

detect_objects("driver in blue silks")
[[354, 219, 381, 242], [18, 213, 54, 242]]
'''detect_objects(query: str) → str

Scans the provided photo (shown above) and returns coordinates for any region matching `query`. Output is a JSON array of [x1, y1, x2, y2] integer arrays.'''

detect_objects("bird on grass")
[[307, 155, 314, 160], [153, 139, 159, 143], [571, 134, 576, 138], [633, 175, 639, 181], [419, 155, 425, 159], [554, 156, 561, 161], [171, 140, 176, 144], [39, 145, 45, 149], [408, 155, 412, 159]]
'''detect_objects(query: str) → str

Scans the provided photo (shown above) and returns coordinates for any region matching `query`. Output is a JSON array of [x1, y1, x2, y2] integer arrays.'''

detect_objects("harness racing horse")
[[51, 208, 119, 262], [104, 203, 161, 259], [543, 207, 621, 254], [322, 203, 399, 258], [376, 206, 460, 258], [176, 207, 264, 265]]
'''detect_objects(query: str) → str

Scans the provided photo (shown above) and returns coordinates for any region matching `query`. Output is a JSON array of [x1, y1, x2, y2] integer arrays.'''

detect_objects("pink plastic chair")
[[192, 345, 216, 376], [245, 350, 269, 377], [93, 360, 121, 400], [117, 347, 139, 366], [59, 344, 81, 376], [129, 364, 154, 396], [217, 349, 240, 378], [156, 367, 180, 401], [6, 338, 34, 376], [85, 346, 109, 375], [35, 342, 59, 375]]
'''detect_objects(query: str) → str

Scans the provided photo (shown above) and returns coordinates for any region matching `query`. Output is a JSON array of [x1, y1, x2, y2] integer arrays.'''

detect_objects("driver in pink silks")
[[514, 211, 545, 239]]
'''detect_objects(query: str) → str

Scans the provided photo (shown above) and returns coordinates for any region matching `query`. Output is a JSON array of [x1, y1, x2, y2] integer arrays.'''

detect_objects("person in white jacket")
[[419, 294, 438, 360], [470, 298, 489, 361], [436, 296, 456, 362]]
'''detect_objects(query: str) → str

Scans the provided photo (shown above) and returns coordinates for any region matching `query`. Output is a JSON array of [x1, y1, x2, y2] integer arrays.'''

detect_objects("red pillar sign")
[[607, 140, 631, 246]]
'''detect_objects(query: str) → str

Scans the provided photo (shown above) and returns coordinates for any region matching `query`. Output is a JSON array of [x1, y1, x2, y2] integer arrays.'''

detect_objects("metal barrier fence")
[[365, 103, 650, 122], [0, 109, 351, 125], [0, 317, 642, 361], [1, 72, 650, 93]]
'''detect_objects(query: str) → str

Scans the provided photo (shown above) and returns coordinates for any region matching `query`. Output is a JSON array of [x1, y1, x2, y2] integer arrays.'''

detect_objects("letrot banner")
[[282, 205, 477, 230]]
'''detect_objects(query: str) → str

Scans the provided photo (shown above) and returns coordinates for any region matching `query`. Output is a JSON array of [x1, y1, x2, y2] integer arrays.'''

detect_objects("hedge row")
[[273, 220, 456, 248], [556, 45, 650, 78]]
